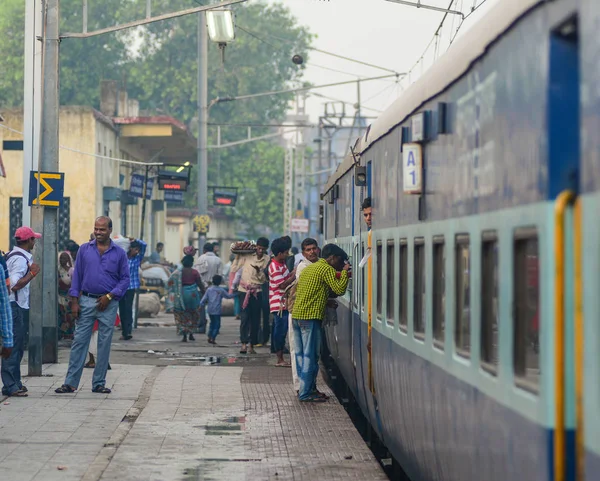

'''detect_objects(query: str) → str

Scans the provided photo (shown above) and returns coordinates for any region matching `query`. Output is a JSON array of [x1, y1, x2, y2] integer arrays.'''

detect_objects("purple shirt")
[[69, 240, 130, 300]]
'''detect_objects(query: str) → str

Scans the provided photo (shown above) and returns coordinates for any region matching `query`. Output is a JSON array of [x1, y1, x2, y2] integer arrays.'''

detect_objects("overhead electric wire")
[[238, 24, 402, 76], [311, 92, 384, 113], [449, 0, 491, 45], [237, 25, 369, 79], [0, 124, 163, 166]]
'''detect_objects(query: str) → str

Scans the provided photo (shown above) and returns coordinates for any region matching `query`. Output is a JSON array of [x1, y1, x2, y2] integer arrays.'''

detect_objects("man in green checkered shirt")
[[292, 244, 350, 402]]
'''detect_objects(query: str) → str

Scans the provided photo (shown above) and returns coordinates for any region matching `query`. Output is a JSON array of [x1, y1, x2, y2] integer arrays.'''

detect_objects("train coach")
[[320, 0, 600, 480]]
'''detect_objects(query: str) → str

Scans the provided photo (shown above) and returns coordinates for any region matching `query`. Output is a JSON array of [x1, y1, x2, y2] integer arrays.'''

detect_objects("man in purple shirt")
[[55, 216, 130, 394]]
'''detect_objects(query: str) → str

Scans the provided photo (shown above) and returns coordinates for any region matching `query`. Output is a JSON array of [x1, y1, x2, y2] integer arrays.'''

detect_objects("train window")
[[513, 228, 540, 393], [433, 236, 445, 349], [386, 240, 395, 326], [399, 239, 408, 330], [334, 198, 340, 237], [455, 234, 471, 356], [344, 243, 352, 302], [413, 238, 425, 338], [376, 241, 383, 318], [481, 232, 499, 373], [362, 242, 367, 311]]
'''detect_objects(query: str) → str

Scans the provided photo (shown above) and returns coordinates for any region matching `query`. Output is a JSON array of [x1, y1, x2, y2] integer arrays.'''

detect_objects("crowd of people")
[[0, 196, 371, 401]]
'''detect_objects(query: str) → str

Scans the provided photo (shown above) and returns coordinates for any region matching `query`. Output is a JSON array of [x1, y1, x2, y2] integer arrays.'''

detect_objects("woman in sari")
[[166, 255, 205, 342], [58, 250, 75, 339]]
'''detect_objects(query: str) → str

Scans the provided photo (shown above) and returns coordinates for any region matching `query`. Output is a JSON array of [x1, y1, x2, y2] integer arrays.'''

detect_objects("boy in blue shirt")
[[200, 275, 235, 344]]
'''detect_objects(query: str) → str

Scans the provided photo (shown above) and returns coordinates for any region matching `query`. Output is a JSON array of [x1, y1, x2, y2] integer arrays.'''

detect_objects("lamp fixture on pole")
[[206, 9, 236, 64]]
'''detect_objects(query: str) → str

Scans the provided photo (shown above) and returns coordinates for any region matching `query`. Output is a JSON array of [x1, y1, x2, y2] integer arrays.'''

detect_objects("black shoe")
[[189, 333, 195, 341], [123, 335, 132, 341], [108, 363, 112, 370], [182, 335, 188, 342]]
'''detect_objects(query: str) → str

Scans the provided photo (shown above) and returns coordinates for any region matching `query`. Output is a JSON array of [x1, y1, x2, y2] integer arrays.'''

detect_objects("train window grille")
[[386, 240, 395, 327], [513, 228, 540, 393], [413, 238, 425, 338], [399, 239, 408, 331], [455, 234, 471, 357], [432, 236, 445, 350], [9, 197, 23, 250], [481, 231, 499, 374], [376, 241, 383, 319]]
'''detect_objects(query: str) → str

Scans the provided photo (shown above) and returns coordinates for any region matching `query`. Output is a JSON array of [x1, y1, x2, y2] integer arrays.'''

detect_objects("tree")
[[0, 0, 131, 107], [126, 1, 311, 236], [0, 0, 311, 235]]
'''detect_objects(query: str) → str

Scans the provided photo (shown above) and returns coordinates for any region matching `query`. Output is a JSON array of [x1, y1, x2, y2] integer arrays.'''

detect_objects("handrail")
[[367, 230, 375, 394], [574, 198, 584, 480], [554, 190, 575, 481]]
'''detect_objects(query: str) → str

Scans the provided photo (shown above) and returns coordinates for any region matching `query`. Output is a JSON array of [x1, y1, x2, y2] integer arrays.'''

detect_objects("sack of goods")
[[112, 235, 130, 252], [230, 240, 256, 254]]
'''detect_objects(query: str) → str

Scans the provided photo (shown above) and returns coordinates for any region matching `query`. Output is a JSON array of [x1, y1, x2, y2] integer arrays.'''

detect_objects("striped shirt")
[[269, 259, 291, 313], [292, 259, 349, 321], [0, 267, 13, 348]]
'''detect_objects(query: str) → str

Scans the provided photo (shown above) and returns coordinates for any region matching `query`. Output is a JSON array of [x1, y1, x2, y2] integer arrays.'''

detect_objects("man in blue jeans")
[[2, 226, 41, 397], [291, 244, 350, 402], [119, 238, 146, 341], [55, 216, 130, 394]]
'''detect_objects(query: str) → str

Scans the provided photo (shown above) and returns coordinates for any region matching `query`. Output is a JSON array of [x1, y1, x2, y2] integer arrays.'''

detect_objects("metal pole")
[[30, 0, 60, 374], [197, 9, 208, 251], [140, 164, 149, 240], [22, 0, 43, 227]]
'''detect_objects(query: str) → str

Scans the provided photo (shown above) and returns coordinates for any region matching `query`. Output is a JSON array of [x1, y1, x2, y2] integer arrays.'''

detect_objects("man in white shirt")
[[1, 227, 41, 397], [194, 243, 223, 333]]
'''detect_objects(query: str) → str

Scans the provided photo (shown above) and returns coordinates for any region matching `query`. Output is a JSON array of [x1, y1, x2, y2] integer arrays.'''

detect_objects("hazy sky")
[[265, 0, 499, 122]]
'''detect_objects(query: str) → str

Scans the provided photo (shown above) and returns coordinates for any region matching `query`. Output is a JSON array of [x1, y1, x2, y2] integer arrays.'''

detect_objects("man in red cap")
[[1, 226, 41, 397]]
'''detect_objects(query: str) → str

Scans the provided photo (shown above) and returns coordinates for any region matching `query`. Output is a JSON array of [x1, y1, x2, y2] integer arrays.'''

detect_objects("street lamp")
[[206, 9, 235, 63]]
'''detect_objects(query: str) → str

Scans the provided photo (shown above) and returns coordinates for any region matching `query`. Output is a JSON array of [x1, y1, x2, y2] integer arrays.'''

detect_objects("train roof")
[[323, 0, 542, 195]]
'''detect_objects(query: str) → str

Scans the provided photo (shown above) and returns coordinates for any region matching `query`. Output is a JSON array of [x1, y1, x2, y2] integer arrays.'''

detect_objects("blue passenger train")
[[320, 0, 599, 480]]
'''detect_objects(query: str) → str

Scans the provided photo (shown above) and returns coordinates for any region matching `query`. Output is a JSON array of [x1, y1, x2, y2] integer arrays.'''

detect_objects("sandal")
[[189, 333, 195, 341], [314, 390, 330, 400], [299, 394, 327, 403], [9, 390, 28, 397], [55, 384, 76, 394], [240, 344, 247, 354], [275, 362, 291, 368], [84, 361, 95, 368], [92, 385, 111, 394]]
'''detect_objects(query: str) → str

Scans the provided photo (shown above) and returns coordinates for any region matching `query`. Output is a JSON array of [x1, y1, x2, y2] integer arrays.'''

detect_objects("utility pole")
[[29, 0, 60, 374], [22, 0, 43, 227], [140, 164, 150, 240], [197, 9, 209, 252]]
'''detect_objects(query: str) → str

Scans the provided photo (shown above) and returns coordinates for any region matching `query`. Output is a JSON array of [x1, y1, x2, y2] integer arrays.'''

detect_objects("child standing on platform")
[[200, 275, 235, 344]]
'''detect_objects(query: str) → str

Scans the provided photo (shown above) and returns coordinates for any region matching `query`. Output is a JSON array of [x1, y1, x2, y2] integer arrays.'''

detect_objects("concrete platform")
[[0, 361, 387, 480]]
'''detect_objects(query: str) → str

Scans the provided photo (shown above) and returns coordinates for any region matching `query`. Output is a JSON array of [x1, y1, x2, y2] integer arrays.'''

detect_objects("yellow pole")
[[574, 198, 584, 480], [554, 190, 575, 481]]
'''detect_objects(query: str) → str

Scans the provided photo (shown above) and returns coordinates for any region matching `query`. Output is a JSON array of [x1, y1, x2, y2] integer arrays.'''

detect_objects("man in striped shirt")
[[268, 238, 296, 366]]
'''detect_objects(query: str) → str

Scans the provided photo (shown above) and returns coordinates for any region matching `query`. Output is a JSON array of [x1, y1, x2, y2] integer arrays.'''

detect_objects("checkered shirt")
[[128, 240, 147, 290], [0, 267, 13, 348], [292, 259, 349, 321]]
